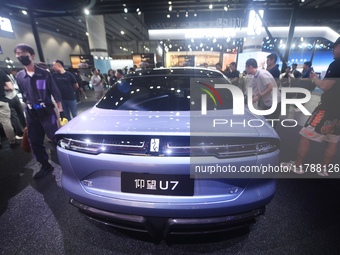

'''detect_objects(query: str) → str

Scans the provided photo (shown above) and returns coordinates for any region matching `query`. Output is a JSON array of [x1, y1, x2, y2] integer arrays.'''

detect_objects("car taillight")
[[57, 136, 279, 158], [58, 138, 146, 155], [166, 140, 279, 158]]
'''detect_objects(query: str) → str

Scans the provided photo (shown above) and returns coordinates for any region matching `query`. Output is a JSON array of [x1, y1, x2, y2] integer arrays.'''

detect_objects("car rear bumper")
[[70, 198, 265, 238]]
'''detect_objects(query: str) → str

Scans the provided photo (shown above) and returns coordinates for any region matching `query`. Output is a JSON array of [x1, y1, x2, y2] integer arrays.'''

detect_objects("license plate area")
[[121, 172, 194, 196]]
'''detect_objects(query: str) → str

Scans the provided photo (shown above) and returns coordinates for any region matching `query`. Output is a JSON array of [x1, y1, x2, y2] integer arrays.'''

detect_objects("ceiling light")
[[194, 13, 197, 17], [169, 5, 172, 11], [84, 9, 89, 15], [224, 5, 228, 11], [185, 11, 188, 17], [177, 12, 179, 17], [85, 32, 89, 36], [22, 10, 28, 15], [168, 1, 172, 4], [209, 4, 213, 9], [138, 11, 141, 15], [124, 8, 128, 13], [136, 8, 140, 12], [121, 31, 125, 35], [167, 14, 170, 18]]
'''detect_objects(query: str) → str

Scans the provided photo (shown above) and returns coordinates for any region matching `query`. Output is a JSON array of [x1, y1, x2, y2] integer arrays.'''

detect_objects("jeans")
[[62, 99, 78, 120], [25, 106, 58, 163]]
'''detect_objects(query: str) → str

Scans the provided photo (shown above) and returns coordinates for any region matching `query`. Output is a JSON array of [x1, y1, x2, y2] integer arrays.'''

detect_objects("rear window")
[[96, 75, 234, 111]]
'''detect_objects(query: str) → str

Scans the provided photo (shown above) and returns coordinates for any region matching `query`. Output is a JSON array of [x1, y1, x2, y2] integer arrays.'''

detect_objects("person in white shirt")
[[90, 68, 105, 101], [245, 58, 281, 127]]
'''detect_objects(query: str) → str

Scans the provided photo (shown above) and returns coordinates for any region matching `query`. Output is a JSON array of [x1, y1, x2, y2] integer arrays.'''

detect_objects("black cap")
[[334, 37, 340, 47]]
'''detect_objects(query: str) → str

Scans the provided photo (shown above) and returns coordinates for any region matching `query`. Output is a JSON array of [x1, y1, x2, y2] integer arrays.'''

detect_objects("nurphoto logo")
[[199, 84, 312, 128], [200, 84, 312, 116]]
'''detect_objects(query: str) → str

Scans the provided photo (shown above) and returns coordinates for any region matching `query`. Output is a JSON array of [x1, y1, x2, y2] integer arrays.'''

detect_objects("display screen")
[[70, 55, 94, 69], [132, 53, 155, 69], [0, 17, 13, 33]]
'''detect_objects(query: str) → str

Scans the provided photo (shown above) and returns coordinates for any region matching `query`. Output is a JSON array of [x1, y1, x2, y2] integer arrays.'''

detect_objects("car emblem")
[[150, 138, 160, 152]]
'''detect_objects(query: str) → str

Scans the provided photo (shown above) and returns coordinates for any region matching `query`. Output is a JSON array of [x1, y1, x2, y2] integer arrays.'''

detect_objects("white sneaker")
[[280, 161, 305, 174], [15, 135, 23, 140], [317, 171, 329, 177]]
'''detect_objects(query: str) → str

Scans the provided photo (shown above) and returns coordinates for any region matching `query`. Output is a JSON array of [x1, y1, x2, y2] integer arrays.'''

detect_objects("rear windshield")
[[96, 75, 234, 111]]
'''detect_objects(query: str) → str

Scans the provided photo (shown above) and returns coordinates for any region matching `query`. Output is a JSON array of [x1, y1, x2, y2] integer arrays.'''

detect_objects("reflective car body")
[[56, 68, 279, 237]]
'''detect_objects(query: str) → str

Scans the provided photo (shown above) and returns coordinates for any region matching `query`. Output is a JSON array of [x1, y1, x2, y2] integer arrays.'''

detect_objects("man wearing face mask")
[[14, 44, 64, 179]]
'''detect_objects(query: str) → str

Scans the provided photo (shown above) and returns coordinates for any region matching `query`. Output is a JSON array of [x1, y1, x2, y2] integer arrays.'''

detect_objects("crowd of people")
[[1, 39, 340, 179], [204, 39, 340, 177]]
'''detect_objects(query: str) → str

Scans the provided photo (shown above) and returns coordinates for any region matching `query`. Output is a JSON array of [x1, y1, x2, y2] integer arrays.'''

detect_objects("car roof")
[[127, 67, 225, 78]]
